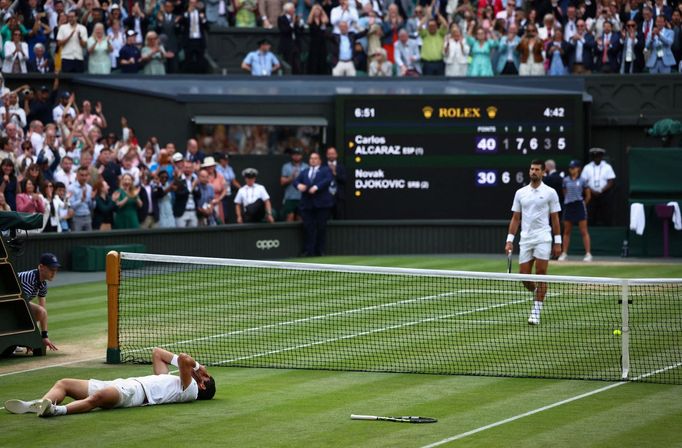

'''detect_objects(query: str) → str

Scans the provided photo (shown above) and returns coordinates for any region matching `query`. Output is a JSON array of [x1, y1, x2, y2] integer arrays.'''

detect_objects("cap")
[[568, 160, 582, 168], [40, 253, 61, 268], [110, 3, 120, 8], [214, 152, 227, 161], [291, 147, 303, 155], [39, 85, 49, 92], [589, 147, 606, 155], [242, 168, 259, 178], [171, 152, 184, 163], [61, 91, 70, 99], [126, 29, 137, 37], [201, 156, 216, 168]]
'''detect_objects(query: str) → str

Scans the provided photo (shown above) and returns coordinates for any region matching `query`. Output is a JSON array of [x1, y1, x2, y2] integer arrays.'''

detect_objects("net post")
[[621, 280, 630, 380], [106, 251, 121, 364]]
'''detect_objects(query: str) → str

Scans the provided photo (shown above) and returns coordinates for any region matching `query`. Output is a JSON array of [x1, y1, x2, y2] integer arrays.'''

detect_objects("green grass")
[[1, 256, 681, 448]]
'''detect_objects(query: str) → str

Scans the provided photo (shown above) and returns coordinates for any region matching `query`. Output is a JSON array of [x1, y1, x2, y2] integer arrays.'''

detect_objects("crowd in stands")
[[243, 0, 682, 76]]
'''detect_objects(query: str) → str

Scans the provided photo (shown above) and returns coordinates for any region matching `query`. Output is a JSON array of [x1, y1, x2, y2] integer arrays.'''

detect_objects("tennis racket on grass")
[[351, 414, 437, 423], [506, 250, 513, 274]]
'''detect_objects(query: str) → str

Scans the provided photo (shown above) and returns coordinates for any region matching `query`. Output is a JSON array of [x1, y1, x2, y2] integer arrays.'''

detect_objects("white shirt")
[[53, 104, 77, 124], [330, 6, 359, 34], [511, 182, 561, 245], [581, 161, 615, 193], [0, 105, 26, 128], [234, 183, 270, 207], [57, 23, 88, 60], [53, 168, 77, 189], [133, 374, 198, 405]]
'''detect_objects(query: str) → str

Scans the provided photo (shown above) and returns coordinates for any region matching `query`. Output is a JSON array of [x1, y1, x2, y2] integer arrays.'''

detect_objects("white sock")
[[54, 405, 67, 415], [533, 300, 544, 316]]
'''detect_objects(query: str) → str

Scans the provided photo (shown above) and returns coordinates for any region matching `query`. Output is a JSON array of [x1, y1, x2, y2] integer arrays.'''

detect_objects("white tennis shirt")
[[511, 182, 561, 245], [133, 374, 198, 405]]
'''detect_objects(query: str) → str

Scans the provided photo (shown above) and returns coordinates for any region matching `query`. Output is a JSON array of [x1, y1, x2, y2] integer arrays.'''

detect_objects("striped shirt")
[[563, 176, 586, 204], [17, 269, 48, 302]]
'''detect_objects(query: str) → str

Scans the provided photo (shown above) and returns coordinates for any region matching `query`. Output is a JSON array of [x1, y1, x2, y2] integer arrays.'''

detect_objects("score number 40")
[[476, 170, 524, 186]]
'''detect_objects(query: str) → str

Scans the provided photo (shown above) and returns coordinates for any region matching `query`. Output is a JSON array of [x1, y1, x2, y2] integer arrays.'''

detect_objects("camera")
[[22, 89, 32, 96]]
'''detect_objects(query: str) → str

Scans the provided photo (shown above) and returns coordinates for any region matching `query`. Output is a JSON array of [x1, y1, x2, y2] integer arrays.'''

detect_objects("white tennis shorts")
[[88, 378, 146, 408], [519, 241, 551, 264]]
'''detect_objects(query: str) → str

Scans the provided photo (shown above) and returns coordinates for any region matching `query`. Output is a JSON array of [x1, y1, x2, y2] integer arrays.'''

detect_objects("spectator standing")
[[53, 156, 76, 190], [620, 20, 644, 73], [92, 179, 115, 230], [25, 82, 58, 126], [28, 43, 55, 73], [215, 153, 239, 223], [369, 47, 393, 76], [16, 179, 45, 214], [234, 168, 274, 224], [465, 25, 497, 76], [185, 138, 205, 165], [653, 0, 672, 22], [496, 23, 520, 74], [419, 13, 448, 76], [53, 182, 73, 231], [52, 91, 76, 125], [113, 173, 142, 229], [545, 28, 569, 75], [137, 171, 156, 228], [2, 28, 29, 73], [141, 30, 173, 75], [1, 94, 27, 130], [330, 0, 359, 34], [57, 11, 88, 73], [646, 15, 676, 73], [106, 18, 126, 71], [581, 147, 616, 226], [330, 21, 366, 76], [518, 23, 545, 75], [595, 21, 621, 73], [280, 147, 307, 222], [202, 157, 227, 223], [671, 11, 681, 65], [205, 0, 229, 28], [172, 160, 199, 228], [41, 180, 63, 233], [307, 4, 329, 74], [156, 1, 181, 73], [394, 28, 421, 76], [67, 166, 94, 231], [325, 146, 345, 220], [123, 3, 150, 46], [180, 0, 209, 73], [241, 39, 281, 75], [568, 19, 595, 74], [152, 170, 175, 228], [294, 152, 334, 257], [87, 23, 113, 74], [97, 147, 121, 191], [234, 0, 258, 27], [194, 168, 217, 226], [119, 29, 142, 73], [259, 0, 285, 28], [278, 2, 303, 74]]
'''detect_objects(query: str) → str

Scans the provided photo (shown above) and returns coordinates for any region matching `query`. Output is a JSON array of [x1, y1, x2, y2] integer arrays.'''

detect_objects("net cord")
[[119, 252, 680, 285]]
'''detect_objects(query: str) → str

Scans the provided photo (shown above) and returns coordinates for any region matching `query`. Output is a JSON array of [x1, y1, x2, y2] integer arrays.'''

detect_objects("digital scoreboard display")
[[337, 95, 585, 220]]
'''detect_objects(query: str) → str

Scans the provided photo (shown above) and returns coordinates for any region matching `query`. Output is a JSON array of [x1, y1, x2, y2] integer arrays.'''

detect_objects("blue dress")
[[466, 37, 497, 76]]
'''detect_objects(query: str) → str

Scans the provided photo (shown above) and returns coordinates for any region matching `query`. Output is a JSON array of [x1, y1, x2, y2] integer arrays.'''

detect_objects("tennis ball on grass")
[[613, 329, 622, 336]]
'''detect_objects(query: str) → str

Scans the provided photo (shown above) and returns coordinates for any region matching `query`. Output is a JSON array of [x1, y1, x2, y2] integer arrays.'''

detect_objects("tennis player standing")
[[504, 159, 562, 325]]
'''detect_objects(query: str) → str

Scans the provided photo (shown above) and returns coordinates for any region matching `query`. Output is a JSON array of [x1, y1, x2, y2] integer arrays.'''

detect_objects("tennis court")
[[1, 256, 681, 448]]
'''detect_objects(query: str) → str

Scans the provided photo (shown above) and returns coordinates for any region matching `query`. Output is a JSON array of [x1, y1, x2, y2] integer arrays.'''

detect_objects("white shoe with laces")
[[528, 315, 540, 325], [583, 253, 593, 262], [36, 399, 56, 418], [4, 399, 42, 414], [557, 253, 568, 261]]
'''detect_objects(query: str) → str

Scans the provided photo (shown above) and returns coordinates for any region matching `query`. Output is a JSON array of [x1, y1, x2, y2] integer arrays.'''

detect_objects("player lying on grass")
[[4, 348, 215, 417]]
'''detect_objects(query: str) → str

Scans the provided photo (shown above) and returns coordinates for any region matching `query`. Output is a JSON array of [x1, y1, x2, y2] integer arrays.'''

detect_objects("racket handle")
[[351, 414, 377, 421]]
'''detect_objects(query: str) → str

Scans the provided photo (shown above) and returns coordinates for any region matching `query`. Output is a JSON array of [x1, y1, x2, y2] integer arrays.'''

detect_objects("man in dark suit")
[[294, 152, 335, 256], [567, 19, 595, 74], [27, 43, 54, 74], [180, 0, 209, 73], [156, 0, 182, 73], [277, 2, 302, 74], [543, 159, 564, 208], [619, 20, 645, 73], [595, 21, 621, 73], [171, 160, 198, 227], [137, 170, 158, 228], [672, 10, 682, 65], [325, 146, 346, 220]]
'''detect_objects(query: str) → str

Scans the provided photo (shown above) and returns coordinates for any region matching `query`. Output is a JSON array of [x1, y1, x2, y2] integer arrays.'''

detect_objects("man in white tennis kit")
[[505, 160, 562, 325], [4, 348, 215, 417]]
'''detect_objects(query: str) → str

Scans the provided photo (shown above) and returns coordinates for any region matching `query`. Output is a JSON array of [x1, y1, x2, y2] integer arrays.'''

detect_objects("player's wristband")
[[170, 354, 179, 367], [506, 234, 515, 243], [554, 235, 562, 244], [193, 362, 202, 371], [41, 331, 48, 338]]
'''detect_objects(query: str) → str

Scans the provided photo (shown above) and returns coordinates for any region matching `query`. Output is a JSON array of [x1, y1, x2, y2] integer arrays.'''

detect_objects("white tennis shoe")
[[557, 253, 568, 261], [583, 253, 593, 262], [528, 315, 540, 325], [4, 399, 42, 414], [36, 399, 56, 418]]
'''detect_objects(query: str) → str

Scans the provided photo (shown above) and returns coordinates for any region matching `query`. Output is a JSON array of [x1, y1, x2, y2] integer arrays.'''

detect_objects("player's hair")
[[530, 159, 545, 170], [197, 376, 216, 400]]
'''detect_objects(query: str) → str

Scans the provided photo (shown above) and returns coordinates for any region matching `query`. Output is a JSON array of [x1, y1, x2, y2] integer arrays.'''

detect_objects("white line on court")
[[418, 361, 682, 448], [0, 356, 103, 379]]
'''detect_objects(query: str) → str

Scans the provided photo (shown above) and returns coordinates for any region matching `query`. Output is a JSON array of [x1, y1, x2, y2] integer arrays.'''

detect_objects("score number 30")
[[476, 170, 525, 186]]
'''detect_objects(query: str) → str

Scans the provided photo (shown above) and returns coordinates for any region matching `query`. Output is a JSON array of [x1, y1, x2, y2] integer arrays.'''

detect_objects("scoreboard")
[[337, 95, 585, 220]]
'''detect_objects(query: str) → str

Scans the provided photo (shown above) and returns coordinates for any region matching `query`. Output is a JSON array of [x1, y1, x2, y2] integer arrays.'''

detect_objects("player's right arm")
[[505, 211, 521, 254]]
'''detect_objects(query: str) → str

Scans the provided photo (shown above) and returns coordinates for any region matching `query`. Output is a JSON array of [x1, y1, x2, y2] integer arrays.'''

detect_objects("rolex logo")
[[486, 106, 498, 119], [422, 106, 434, 119]]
